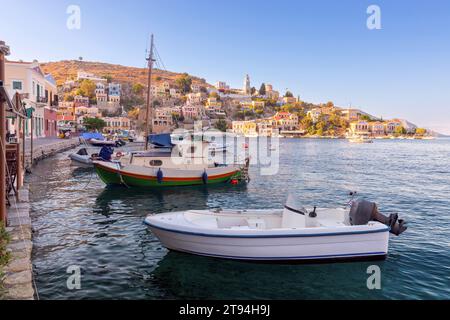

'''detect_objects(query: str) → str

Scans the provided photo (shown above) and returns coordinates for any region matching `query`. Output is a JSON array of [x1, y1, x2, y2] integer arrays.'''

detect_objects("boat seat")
[[217, 217, 249, 229], [247, 218, 266, 230]]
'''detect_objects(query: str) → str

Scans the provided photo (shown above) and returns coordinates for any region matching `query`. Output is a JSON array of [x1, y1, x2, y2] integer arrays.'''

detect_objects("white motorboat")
[[89, 138, 117, 147], [348, 135, 373, 143], [145, 195, 407, 262]]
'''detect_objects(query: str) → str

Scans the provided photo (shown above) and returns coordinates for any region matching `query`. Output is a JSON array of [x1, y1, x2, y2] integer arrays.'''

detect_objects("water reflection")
[[151, 251, 386, 300]]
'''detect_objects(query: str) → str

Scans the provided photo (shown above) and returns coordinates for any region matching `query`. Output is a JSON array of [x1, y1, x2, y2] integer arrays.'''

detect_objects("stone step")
[[4, 270, 32, 287], [4, 283, 35, 300], [7, 216, 32, 227], [3, 258, 32, 273]]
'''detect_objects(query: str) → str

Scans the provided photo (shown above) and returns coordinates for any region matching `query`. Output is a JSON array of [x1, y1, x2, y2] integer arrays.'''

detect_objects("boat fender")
[[309, 206, 317, 218], [157, 169, 164, 184], [202, 171, 208, 184]]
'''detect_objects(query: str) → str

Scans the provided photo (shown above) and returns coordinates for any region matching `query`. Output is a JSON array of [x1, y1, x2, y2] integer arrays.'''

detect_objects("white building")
[[4, 60, 58, 138], [186, 92, 206, 105], [215, 81, 230, 91], [191, 84, 200, 93], [77, 71, 107, 83], [95, 82, 106, 95]]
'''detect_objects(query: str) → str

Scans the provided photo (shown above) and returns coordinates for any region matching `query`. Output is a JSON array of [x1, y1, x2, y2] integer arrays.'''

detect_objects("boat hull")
[[145, 217, 390, 262], [69, 154, 93, 167], [94, 162, 242, 188]]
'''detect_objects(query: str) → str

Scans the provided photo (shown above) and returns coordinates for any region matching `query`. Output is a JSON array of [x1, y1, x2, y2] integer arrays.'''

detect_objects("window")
[[12, 80, 23, 90], [149, 160, 163, 167]]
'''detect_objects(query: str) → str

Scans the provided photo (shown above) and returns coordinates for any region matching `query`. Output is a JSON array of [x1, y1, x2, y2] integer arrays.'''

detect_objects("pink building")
[[182, 105, 204, 120], [44, 107, 58, 137]]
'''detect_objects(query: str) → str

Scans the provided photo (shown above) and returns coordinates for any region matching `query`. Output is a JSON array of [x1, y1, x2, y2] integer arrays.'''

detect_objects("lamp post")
[[0, 40, 11, 224]]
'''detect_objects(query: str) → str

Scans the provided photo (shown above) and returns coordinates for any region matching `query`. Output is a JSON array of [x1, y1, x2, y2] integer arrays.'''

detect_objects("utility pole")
[[144, 34, 155, 151], [0, 40, 10, 224]]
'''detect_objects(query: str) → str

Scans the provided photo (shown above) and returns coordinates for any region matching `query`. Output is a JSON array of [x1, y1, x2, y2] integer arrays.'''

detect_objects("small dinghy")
[[145, 195, 407, 262], [69, 148, 97, 167]]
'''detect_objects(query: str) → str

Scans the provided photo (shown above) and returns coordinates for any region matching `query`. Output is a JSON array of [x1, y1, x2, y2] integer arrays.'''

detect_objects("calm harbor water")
[[29, 139, 450, 300]]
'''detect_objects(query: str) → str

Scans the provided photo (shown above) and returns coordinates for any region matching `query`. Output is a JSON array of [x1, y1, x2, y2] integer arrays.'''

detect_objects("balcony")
[[36, 96, 48, 104]]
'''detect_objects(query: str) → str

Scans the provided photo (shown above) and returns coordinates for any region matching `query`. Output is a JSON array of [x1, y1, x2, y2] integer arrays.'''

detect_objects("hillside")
[[40, 60, 211, 88]]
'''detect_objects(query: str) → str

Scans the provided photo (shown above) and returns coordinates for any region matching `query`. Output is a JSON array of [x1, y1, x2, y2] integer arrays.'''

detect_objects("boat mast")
[[144, 34, 155, 150]]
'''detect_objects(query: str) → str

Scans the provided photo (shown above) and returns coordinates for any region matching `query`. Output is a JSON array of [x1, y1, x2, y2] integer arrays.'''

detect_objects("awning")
[[148, 134, 174, 148]]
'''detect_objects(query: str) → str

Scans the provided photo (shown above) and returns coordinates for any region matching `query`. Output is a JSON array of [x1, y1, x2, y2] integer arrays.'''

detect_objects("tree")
[[128, 108, 140, 120], [79, 80, 96, 98], [251, 87, 257, 95], [360, 115, 371, 121], [301, 115, 313, 131], [214, 119, 228, 132], [102, 74, 113, 83], [285, 91, 294, 98], [132, 83, 144, 95], [259, 83, 266, 96], [209, 92, 220, 100], [175, 73, 193, 94], [83, 117, 106, 131], [64, 94, 74, 102], [415, 128, 427, 136], [394, 126, 407, 136]]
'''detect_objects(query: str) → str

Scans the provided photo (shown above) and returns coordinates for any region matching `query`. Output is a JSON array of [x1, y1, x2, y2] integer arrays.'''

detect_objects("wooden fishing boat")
[[94, 141, 249, 188]]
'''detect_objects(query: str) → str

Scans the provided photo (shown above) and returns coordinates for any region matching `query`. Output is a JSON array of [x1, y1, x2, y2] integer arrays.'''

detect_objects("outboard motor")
[[349, 200, 407, 236]]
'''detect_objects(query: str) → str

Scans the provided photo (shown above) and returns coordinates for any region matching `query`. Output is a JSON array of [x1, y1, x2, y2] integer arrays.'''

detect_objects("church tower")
[[243, 74, 251, 95]]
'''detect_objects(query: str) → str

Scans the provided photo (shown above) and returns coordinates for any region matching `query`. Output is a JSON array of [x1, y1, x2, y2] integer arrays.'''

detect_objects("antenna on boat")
[[144, 34, 155, 151]]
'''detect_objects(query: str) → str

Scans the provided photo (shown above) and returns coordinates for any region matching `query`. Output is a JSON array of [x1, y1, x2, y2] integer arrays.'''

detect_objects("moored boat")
[[69, 147, 97, 167], [89, 138, 117, 147], [348, 135, 373, 143], [145, 195, 407, 262], [94, 137, 250, 188]]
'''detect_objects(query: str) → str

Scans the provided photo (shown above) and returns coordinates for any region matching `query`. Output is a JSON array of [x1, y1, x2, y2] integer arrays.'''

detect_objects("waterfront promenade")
[[24, 137, 81, 170], [1, 137, 81, 300]]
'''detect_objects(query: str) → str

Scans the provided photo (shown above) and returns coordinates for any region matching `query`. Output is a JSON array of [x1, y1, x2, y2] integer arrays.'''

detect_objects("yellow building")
[[103, 117, 131, 133], [232, 121, 257, 136], [349, 121, 370, 135]]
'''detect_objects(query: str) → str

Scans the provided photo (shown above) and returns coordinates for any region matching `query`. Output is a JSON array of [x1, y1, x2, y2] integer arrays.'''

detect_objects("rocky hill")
[[40, 60, 211, 88]]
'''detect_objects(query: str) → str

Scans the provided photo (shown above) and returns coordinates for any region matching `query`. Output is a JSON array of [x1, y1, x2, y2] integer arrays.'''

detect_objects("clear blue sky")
[[1, 0, 449, 133]]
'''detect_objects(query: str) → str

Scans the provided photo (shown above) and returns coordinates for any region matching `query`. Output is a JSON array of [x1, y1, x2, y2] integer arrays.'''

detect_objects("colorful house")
[[4, 60, 58, 138]]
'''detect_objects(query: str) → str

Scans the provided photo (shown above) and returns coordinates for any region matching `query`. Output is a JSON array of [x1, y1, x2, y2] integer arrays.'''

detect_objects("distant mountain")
[[428, 130, 449, 137], [40, 60, 211, 88]]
